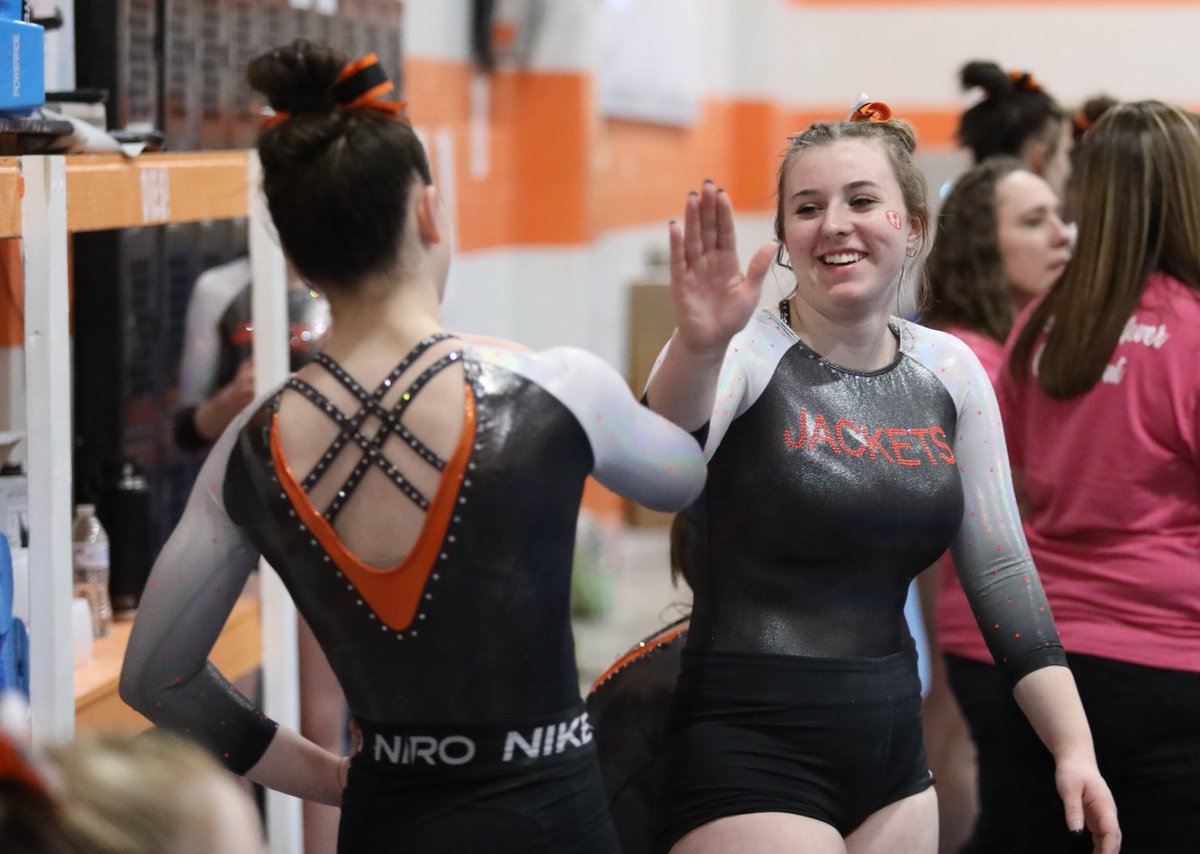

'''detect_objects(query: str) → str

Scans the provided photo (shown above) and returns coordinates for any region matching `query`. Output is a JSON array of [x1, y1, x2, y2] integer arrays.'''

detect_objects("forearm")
[[192, 394, 241, 443], [644, 333, 727, 433], [246, 727, 348, 807], [1012, 664, 1096, 763]]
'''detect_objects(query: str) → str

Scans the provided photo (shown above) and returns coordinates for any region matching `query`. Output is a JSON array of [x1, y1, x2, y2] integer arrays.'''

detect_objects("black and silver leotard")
[[651, 310, 1068, 844], [121, 335, 705, 851], [661, 309, 1063, 674]]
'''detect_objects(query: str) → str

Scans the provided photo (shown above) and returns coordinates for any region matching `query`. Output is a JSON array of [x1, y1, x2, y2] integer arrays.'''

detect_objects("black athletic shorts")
[[655, 643, 932, 851]]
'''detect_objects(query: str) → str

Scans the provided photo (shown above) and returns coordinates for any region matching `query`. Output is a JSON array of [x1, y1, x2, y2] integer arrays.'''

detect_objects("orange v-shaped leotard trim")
[[589, 620, 690, 694], [269, 381, 477, 631]]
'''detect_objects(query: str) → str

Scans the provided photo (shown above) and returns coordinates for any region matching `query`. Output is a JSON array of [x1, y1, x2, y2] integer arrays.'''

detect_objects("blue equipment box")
[[0, 10, 44, 115]]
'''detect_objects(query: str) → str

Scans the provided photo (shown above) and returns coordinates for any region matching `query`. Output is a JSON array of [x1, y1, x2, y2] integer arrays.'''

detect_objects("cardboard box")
[[627, 281, 681, 528]]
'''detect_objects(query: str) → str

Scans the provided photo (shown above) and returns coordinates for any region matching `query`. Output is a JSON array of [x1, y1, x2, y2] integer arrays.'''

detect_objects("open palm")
[[669, 182, 777, 355]]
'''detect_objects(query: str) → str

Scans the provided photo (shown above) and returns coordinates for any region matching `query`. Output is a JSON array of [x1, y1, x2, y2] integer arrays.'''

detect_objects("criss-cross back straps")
[[299, 333, 453, 490], [285, 333, 464, 522]]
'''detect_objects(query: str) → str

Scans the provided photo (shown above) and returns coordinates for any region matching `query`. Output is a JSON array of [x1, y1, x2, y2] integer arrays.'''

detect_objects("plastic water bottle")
[[72, 504, 112, 638]]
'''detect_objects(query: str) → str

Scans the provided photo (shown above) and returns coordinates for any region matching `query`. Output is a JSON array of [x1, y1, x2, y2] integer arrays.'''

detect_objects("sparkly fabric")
[[289, 335, 457, 518], [934, 325, 1006, 664], [650, 309, 1065, 681], [121, 339, 706, 773]]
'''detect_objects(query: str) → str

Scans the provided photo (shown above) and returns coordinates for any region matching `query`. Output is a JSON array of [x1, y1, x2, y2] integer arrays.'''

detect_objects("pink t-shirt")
[[934, 326, 1005, 663], [996, 273, 1200, 672]]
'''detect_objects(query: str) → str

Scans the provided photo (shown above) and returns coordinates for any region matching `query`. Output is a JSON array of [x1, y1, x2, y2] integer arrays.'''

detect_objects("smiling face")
[[781, 138, 922, 323], [994, 169, 1071, 307]]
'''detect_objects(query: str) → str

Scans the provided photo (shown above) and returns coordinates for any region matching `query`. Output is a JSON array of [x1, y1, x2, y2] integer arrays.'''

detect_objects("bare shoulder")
[[452, 332, 533, 353]]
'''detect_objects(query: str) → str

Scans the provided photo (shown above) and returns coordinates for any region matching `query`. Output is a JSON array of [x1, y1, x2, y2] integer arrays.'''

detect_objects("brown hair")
[[1072, 94, 1119, 144], [1008, 101, 1200, 397], [773, 118, 931, 301], [45, 731, 259, 854], [247, 40, 433, 292], [668, 512, 693, 590], [923, 157, 1027, 341]]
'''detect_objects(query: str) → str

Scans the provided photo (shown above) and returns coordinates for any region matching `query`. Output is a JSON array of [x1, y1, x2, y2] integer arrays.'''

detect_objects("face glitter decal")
[[885, 210, 903, 230]]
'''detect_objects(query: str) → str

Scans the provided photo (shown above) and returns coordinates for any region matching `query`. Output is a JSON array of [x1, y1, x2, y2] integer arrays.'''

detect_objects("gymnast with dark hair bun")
[[958, 60, 1073, 195], [120, 39, 705, 852]]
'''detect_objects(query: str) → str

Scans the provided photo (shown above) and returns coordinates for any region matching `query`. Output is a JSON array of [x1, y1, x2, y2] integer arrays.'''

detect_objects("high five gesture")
[[648, 181, 777, 432]]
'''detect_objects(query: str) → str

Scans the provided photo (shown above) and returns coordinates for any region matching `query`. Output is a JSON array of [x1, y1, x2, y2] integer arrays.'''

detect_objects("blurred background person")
[[999, 99, 1200, 853], [1070, 95, 1119, 149], [45, 732, 267, 854], [919, 156, 1072, 853], [0, 728, 265, 854], [957, 60, 1072, 195], [174, 257, 330, 452], [587, 513, 692, 854]]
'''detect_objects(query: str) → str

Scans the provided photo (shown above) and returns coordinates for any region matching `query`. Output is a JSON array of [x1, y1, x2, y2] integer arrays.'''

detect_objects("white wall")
[[407, 0, 1199, 368], [778, 5, 1200, 108]]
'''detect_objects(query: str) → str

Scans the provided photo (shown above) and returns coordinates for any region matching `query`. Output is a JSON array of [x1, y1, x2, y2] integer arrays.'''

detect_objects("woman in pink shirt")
[[1000, 100, 1200, 852], [921, 156, 1072, 852]]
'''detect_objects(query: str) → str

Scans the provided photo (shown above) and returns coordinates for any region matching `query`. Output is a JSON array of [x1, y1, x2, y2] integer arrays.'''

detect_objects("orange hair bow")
[[849, 99, 892, 124], [262, 53, 408, 130], [1008, 70, 1043, 93]]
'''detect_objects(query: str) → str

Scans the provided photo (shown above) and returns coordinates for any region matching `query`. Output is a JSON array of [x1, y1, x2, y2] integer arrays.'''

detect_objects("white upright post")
[[246, 152, 304, 853], [20, 155, 74, 746]]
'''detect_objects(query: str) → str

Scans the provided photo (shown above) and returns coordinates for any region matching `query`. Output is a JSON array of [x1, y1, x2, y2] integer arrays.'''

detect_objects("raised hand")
[[668, 181, 777, 356]]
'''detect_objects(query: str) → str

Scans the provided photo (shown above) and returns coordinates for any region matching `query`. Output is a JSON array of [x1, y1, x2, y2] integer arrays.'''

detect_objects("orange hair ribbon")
[[260, 52, 407, 130], [849, 100, 893, 123], [1008, 70, 1043, 93]]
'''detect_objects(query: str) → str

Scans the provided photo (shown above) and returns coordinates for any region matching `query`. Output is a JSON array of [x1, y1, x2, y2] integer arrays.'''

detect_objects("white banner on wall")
[[597, 0, 703, 127]]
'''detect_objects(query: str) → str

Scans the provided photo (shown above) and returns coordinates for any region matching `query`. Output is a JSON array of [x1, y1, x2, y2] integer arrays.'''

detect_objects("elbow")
[[680, 469, 707, 509], [118, 656, 162, 720], [117, 659, 148, 717], [644, 468, 706, 512]]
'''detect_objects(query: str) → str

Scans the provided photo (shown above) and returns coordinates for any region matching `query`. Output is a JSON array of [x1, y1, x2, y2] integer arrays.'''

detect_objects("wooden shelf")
[[0, 151, 249, 239], [66, 151, 249, 232], [74, 596, 262, 733], [0, 157, 21, 239]]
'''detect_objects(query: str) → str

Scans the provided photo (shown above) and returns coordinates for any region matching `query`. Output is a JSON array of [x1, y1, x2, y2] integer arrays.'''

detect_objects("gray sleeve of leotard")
[[908, 324, 1067, 683], [120, 405, 279, 773], [474, 344, 708, 511]]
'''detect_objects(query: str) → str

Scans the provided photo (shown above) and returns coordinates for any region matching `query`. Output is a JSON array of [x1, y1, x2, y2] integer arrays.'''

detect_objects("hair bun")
[[959, 60, 1012, 99], [247, 40, 348, 115]]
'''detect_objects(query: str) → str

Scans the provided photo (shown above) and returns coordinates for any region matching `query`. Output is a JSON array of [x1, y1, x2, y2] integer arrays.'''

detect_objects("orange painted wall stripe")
[[580, 477, 625, 522], [405, 57, 971, 250], [593, 102, 960, 234], [406, 59, 591, 250]]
